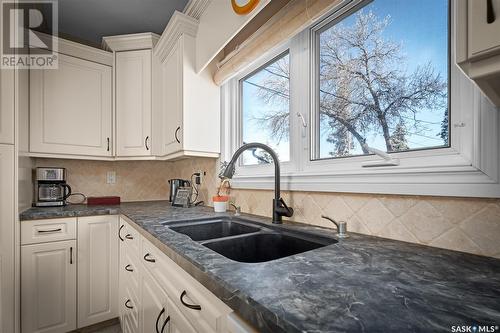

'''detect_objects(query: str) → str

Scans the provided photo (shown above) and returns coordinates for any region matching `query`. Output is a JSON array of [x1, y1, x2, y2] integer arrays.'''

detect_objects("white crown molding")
[[102, 32, 160, 52], [33, 32, 113, 66], [183, 0, 211, 20], [154, 11, 199, 62]]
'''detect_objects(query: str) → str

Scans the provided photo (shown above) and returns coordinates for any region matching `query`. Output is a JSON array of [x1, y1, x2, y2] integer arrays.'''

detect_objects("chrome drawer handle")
[[125, 234, 133, 240], [180, 290, 201, 310], [155, 308, 165, 333], [38, 228, 62, 233], [125, 299, 133, 309], [144, 253, 156, 263], [125, 264, 133, 272]]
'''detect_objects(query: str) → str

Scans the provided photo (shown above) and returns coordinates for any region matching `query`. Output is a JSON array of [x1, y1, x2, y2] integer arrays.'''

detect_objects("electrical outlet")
[[196, 170, 205, 185], [106, 171, 116, 184]]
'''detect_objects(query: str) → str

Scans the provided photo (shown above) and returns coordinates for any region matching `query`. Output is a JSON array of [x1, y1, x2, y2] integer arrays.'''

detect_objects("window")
[[313, 0, 450, 159], [240, 52, 290, 165], [222, 0, 500, 197]]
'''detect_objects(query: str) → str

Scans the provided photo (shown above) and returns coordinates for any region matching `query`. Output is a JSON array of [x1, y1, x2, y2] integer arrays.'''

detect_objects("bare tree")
[[254, 10, 447, 156]]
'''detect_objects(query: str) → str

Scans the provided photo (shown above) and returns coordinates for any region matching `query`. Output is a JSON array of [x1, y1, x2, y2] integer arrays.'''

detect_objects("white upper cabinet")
[[467, 0, 500, 58], [30, 51, 113, 157], [161, 41, 183, 156], [116, 50, 152, 156], [0, 67, 14, 144], [154, 12, 220, 159], [103, 33, 160, 159], [457, 0, 500, 106]]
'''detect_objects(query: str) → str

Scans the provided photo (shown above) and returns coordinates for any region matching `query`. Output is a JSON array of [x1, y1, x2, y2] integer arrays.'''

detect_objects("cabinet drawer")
[[122, 285, 140, 331], [21, 218, 76, 245], [122, 251, 140, 292], [141, 238, 231, 333], [120, 220, 141, 259]]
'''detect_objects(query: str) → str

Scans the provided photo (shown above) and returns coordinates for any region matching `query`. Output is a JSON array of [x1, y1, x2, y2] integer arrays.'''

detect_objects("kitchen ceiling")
[[46, 0, 189, 46]]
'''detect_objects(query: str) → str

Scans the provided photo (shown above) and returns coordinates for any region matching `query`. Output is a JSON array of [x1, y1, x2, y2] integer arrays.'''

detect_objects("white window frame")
[[220, 0, 500, 198]]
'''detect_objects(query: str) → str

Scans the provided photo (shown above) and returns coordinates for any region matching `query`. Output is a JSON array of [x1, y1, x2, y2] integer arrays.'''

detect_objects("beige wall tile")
[[460, 204, 500, 257], [377, 219, 419, 244], [356, 198, 395, 234], [429, 228, 482, 255], [398, 201, 453, 244]]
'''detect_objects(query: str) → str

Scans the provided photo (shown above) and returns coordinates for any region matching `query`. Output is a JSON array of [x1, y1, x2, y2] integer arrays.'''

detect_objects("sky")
[[241, 0, 449, 164]]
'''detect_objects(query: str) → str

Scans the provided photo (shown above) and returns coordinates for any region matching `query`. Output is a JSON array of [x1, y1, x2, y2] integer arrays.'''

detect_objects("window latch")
[[297, 112, 307, 128], [361, 143, 400, 167]]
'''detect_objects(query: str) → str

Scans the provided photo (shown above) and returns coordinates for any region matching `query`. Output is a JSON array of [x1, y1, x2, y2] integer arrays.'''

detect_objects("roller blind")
[[213, 0, 344, 85]]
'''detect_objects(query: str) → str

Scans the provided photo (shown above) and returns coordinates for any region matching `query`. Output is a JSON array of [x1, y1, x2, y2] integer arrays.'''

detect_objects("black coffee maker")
[[168, 179, 190, 202]]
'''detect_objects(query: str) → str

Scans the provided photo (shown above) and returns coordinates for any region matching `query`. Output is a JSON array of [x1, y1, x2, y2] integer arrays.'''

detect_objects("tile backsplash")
[[35, 157, 219, 204], [35, 157, 500, 258]]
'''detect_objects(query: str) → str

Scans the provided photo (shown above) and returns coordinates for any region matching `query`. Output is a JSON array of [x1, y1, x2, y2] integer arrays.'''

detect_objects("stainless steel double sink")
[[163, 217, 338, 263]]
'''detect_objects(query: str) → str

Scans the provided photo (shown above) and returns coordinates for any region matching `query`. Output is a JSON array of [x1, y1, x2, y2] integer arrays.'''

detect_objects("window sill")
[[230, 165, 500, 198]]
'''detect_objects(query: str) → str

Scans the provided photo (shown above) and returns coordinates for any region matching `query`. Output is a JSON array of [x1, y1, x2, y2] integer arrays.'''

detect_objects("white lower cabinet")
[[21, 216, 119, 333], [21, 216, 254, 333], [119, 218, 247, 333], [139, 269, 169, 333], [77, 216, 119, 327], [0, 144, 15, 333], [21, 240, 77, 333], [167, 298, 197, 333]]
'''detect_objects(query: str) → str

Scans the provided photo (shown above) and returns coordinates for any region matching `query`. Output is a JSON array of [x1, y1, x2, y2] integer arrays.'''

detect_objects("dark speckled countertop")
[[21, 201, 500, 333]]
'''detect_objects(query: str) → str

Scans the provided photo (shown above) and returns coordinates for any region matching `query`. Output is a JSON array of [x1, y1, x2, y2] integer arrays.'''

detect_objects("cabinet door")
[[0, 67, 14, 144], [468, 0, 500, 58], [116, 50, 152, 156], [167, 299, 197, 333], [162, 42, 183, 156], [21, 240, 77, 333], [0, 145, 15, 333], [140, 270, 169, 333], [77, 215, 119, 328], [30, 53, 112, 156]]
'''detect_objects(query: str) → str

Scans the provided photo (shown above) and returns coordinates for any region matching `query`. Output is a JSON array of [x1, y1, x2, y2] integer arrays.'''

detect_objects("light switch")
[[106, 171, 116, 184]]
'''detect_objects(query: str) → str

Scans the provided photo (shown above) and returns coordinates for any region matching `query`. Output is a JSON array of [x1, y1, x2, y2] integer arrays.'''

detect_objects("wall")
[[35, 157, 219, 204], [35, 157, 500, 259]]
